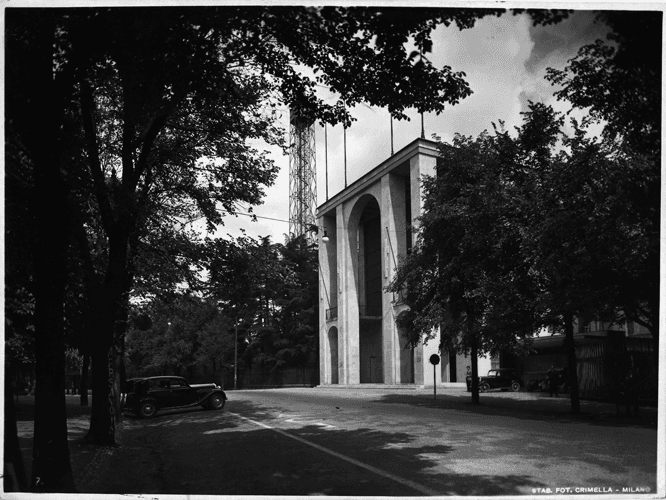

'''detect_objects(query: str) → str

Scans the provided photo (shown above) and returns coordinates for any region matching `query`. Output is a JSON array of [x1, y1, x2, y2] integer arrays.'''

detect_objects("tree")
[[124, 296, 235, 381], [5, 10, 77, 491], [547, 11, 660, 155], [389, 100, 652, 413], [246, 235, 319, 369], [518, 104, 605, 414], [128, 234, 319, 382], [206, 233, 320, 371], [388, 123, 542, 404], [546, 10, 661, 366]]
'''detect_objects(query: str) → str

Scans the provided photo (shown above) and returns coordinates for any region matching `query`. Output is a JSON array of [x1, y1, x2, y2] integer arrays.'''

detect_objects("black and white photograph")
[[3, 1, 663, 498]]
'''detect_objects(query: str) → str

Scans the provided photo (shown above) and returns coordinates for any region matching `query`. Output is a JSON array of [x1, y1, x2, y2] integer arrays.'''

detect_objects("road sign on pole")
[[429, 354, 440, 400]]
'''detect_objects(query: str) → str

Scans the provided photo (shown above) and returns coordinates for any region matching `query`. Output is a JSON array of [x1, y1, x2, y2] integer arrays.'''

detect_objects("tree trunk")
[[113, 294, 131, 422], [470, 335, 480, 404], [564, 313, 581, 414], [647, 290, 659, 379], [30, 105, 75, 491], [113, 345, 124, 424], [84, 289, 117, 445], [80, 352, 90, 407], [27, 11, 75, 492], [85, 338, 116, 445], [85, 238, 131, 444]]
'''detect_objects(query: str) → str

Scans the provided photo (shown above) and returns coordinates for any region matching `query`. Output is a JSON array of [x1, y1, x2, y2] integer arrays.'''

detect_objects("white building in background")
[[316, 137, 492, 387]]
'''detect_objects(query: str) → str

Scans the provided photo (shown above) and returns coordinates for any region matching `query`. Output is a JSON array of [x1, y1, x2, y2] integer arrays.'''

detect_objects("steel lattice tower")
[[289, 107, 317, 244]]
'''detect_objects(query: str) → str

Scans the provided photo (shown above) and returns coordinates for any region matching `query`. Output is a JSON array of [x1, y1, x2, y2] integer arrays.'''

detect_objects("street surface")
[[71, 387, 658, 496]]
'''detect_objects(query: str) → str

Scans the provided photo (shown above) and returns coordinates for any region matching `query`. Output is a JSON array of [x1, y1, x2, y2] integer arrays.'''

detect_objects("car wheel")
[[511, 382, 521, 392], [139, 401, 157, 418], [479, 383, 490, 393], [209, 394, 225, 410]]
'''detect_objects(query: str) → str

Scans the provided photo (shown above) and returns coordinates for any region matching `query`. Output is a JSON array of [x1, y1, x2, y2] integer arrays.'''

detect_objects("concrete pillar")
[[410, 151, 441, 387], [318, 215, 330, 384], [381, 173, 408, 384], [338, 203, 360, 384], [319, 214, 338, 385], [358, 225, 366, 314]]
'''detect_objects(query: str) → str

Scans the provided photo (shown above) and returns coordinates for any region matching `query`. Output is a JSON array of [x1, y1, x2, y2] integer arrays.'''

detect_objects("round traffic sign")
[[429, 354, 440, 365]]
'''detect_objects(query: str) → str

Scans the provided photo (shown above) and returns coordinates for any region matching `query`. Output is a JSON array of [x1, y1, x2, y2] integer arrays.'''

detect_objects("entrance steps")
[[317, 384, 418, 390], [316, 383, 467, 390]]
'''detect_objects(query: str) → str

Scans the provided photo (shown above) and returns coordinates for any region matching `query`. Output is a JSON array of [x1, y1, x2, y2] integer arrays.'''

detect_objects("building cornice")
[[316, 137, 439, 217]]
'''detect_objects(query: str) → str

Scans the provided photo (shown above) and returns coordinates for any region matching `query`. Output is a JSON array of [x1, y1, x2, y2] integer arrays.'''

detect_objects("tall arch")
[[347, 194, 383, 383]]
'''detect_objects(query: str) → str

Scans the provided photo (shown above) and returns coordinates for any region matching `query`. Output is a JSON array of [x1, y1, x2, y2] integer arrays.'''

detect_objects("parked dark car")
[[478, 369, 523, 392], [123, 376, 227, 418]]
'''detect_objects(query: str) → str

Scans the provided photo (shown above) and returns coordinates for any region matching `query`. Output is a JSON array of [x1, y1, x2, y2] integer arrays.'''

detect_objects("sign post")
[[429, 354, 440, 400]]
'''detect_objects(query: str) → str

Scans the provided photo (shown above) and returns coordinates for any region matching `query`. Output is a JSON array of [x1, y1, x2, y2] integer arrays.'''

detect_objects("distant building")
[[506, 320, 656, 401], [316, 138, 491, 387]]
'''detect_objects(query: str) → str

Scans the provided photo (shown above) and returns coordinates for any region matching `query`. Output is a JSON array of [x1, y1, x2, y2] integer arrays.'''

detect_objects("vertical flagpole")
[[419, 47, 426, 140], [344, 124, 347, 188], [325, 124, 329, 201], [421, 111, 425, 139]]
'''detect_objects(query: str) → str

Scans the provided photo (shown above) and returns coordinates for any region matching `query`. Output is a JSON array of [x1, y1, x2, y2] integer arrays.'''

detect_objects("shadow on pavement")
[[12, 392, 656, 496], [80, 398, 547, 496], [375, 392, 658, 430]]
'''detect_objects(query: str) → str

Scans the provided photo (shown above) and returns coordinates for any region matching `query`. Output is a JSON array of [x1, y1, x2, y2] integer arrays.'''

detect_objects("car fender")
[[198, 389, 227, 404]]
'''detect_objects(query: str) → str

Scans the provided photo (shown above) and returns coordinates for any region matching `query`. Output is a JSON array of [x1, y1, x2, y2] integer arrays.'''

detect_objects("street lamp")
[[307, 223, 329, 244]]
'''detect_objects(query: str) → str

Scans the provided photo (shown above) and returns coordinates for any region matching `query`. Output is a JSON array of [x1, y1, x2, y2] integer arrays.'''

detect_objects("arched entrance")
[[328, 326, 339, 384], [358, 197, 383, 383]]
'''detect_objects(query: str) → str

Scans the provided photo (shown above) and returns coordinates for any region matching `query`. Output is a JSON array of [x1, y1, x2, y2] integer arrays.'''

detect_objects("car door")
[[496, 371, 511, 388], [147, 378, 173, 408], [168, 378, 200, 407]]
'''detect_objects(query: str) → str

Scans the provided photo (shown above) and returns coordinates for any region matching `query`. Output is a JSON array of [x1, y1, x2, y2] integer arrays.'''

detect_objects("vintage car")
[[478, 368, 524, 393], [123, 376, 227, 418]]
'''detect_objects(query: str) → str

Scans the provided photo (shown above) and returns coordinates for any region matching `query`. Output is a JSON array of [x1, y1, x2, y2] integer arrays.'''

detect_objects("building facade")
[[317, 138, 491, 387]]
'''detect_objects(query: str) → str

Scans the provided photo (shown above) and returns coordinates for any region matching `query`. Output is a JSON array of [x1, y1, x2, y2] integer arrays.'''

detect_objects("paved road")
[[76, 387, 657, 496]]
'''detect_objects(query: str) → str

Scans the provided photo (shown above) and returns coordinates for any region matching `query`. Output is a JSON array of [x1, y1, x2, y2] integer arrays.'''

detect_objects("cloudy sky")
[[211, 8, 612, 243]]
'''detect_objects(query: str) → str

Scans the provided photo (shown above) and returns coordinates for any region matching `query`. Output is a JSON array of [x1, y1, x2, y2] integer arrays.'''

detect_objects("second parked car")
[[123, 376, 227, 418]]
